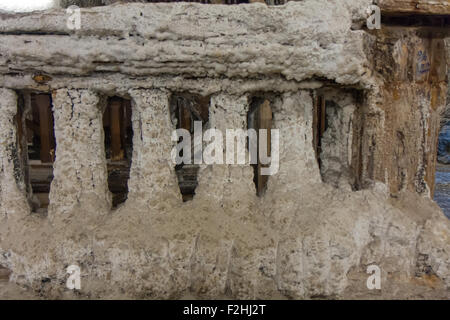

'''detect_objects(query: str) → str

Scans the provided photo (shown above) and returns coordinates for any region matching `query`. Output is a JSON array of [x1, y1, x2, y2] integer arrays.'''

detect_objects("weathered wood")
[[257, 99, 272, 196], [179, 103, 192, 132], [15, 103, 23, 150], [25, 119, 40, 136], [0, 266, 11, 282], [124, 99, 132, 132], [103, 105, 110, 127], [175, 164, 200, 201], [379, 0, 450, 15], [35, 94, 55, 163], [29, 162, 53, 193], [319, 96, 326, 139], [109, 98, 124, 161], [107, 161, 130, 207]]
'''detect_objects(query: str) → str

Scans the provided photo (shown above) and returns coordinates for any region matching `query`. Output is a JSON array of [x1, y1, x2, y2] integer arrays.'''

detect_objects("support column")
[[0, 88, 29, 219], [269, 91, 321, 192], [195, 93, 256, 208], [263, 91, 321, 232], [127, 89, 181, 210], [48, 89, 110, 218]]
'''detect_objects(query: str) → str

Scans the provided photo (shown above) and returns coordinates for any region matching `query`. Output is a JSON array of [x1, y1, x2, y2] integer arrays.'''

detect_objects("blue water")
[[434, 168, 450, 219]]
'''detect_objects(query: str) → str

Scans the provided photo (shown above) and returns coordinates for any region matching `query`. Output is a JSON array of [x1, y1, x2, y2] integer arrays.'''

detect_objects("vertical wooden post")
[[15, 103, 23, 151], [124, 99, 132, 133], [120, 101, 127, 154], [110, 98, 124, 161], [179, 99, 192, 132], [35, 94, 55, 163], [319, 97, 326, 141], [257, 99, 272, 196]]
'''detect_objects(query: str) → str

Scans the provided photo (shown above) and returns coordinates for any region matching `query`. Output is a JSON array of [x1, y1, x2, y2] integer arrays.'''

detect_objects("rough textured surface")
[[49, 89, 110, 219], [0, 2, 373, 87], [379, 0, 450, 15], [369, 27, 447, 197], [0, 2, 449, 299]]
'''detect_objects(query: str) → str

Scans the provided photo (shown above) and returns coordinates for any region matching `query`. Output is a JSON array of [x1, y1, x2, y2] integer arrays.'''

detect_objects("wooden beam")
[[124, 99, 132, 130], [179, 103, 192, 132], [319, 97, 326, 139], [26, 119, 40, 137], [15, 104, 23, 150], [379, 0, 450, 15], [257, 100, 272, 196], [109, 98, 124, 161], [35, 94, 55, 163], [103, 105, 110, 127]]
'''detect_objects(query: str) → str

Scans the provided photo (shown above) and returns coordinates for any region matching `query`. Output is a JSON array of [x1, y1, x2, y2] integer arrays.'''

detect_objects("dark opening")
[[170, 93, 210, 202], [313, 95, 327, 169], [247, 98, 272, 197], [22, 93, 56, 212], [381, 15, 450, 28], [103, 96, 133, 207]]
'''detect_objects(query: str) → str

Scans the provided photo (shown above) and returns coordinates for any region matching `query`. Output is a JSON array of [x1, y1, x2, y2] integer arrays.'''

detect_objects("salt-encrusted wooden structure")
[[0, 1, 449, 299]]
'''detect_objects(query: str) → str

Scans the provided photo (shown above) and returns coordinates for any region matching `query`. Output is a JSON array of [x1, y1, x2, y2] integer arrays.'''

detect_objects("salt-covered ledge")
[[0, 1, 373, 87]]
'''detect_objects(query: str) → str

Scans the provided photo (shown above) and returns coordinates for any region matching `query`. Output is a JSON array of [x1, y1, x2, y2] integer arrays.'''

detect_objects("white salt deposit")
[[0, 0, 58, 13]]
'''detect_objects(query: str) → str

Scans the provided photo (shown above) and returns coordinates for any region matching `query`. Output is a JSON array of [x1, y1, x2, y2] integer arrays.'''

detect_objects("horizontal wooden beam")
[[379, 0, 450, 15]]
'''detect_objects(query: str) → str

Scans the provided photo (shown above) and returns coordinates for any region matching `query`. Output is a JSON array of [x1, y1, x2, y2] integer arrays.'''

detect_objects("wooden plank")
[[198, 96, 210, 123], [124, 99, 132, 129], [379, 0, 450, 15], [179, 103, 192, 132], [123, 99, 132, 157], [257, 100, 272, 196], [25, 119, 40, 136], [0, 266, 11, 282], [320, 97, 326, 138], [120, 101, 126, 153], [15, 103, 23, 150], [109, 98, 124, 161], [103, 105, 110, 127], [35, 94, 54, 163]]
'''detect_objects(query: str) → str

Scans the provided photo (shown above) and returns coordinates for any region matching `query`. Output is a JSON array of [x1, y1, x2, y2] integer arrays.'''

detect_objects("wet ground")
[[434, 164, 450, 219]]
